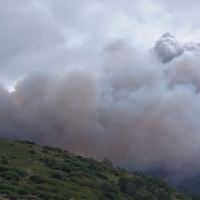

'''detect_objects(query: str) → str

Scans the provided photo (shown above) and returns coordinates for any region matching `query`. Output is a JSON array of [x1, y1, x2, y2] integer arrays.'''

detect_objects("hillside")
[[0, 139, 199, 200]]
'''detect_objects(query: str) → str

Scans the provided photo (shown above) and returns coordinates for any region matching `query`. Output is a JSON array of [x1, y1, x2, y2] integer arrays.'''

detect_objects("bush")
[[95, 171, 107, 179], [52, 147, 63, 153], [77, 155, 83, 159], [20, 194, 32, 199], [51, 171, 63, 180], [1, 159, 8, 164], [72, 161, 84, 168], [89, 162, 102, 172], [17, 187, 30, 195], [1, 171, 20, 181], [190, 193, 200, 200], [0, 189, 11, 194], [0, 165, 10, 172], [41, 157, 58, 167], [112, 169, 121, 176], [11, 167, 28, 177], [43, 146, 54, 151], [17, 185, 36, 194], [64, 158, 71, 163], [42, 150, 49, 153], [51, 165, 61, 170], [37, 191, 65, 200], [0, 184, 16, 192], [25, 140, 36, 145], [39, 157, 61, 170], [18, 140, 36, 145], [7, 193, 20, 200], [29, 175, 45, 184], [60, 163, 71, 173], [28, 150, 37, 154], [102, 182, 119, 200], [102, 157, 113, 166]]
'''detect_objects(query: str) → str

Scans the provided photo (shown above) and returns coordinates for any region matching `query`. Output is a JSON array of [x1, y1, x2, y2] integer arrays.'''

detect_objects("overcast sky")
[[1, 0, 200, 89]]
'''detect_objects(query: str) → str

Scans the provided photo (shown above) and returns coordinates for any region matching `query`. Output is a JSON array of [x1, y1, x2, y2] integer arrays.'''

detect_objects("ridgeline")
[[0, 139, 199, 200]]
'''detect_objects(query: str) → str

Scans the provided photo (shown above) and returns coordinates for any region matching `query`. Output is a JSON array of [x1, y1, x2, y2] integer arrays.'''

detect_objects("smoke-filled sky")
[[1, 0, 200, 180]]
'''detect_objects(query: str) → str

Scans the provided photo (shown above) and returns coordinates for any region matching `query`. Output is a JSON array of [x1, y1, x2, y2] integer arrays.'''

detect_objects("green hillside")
[[0, 139, 199, 200]]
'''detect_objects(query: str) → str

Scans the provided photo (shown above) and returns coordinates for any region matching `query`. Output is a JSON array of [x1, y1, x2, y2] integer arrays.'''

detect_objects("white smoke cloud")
[[154, 32, 200, 63], [0, 33, 200, 184]]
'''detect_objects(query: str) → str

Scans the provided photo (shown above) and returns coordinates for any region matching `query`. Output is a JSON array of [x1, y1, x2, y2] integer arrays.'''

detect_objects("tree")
[[102, 157, 113, 166], [118, 176, 129, 192], [125, 182, 137, 197], [102, 182, 119, 200]]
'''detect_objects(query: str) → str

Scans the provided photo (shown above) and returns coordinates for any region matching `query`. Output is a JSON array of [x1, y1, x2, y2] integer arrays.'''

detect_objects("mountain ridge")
[[0, 138, 199, 200]]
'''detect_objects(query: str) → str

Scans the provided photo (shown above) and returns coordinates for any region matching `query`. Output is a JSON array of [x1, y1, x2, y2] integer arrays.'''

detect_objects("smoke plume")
[[1, 33, 200, 184]]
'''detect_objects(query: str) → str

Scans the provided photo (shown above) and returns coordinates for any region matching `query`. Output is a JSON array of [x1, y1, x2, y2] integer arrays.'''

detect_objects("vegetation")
[[0, 139, 199, 200]]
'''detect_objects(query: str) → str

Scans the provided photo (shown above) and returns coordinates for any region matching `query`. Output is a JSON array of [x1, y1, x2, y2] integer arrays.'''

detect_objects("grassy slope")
[[0, 139, 198, 200]]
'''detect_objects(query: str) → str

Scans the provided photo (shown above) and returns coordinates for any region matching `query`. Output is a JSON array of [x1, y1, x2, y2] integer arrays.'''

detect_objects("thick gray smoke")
[[154, 32, 200, 63], [1, 33, 200, 181]]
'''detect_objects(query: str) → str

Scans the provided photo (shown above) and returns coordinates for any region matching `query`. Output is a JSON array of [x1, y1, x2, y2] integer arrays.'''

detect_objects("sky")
[[1, 0, 200, 88], [1, 0, 200, 185]]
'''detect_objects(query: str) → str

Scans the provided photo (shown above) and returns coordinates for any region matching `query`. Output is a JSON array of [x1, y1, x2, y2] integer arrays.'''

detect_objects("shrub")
[[112, 169, 121, 176], [52, 147, 63, 153], [42, 150, 49, 153], [29, 175, 45, 184], [95, 171, 107, 179], [0, 184, 16, 192], [43, 146, 54, 151], [60, 163, 71, 173], [17, 185, 36, 194], [28, 150, 37, 154], [17, 187, 30, 195], [72, 161, 83, 168], [51, 165, 61, 170], [102, 182, 119, 200], [39, 157, 61, 170], [64, 158, 71, 163], [8, 193, 20, 200], [102, 157, 113, 167], [1, 171, 20, 181], [77, 155, 83, 159], [37, 191, 65, 200], [20, 194, 32, 199], [0, 165, 10, 172], [89, 162, 102, 172], [11, 167, 28, 177], [0, 189, 11, 194], [51, 171, 63, 180], [42, 157, 58, 166], [19, 140, 36, 145], [1, 159, 8, 164], [25, 140, 36, 145]]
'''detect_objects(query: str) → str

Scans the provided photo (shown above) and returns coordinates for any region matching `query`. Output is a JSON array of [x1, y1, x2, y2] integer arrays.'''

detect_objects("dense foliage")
[[0, 139, 199, 200]]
